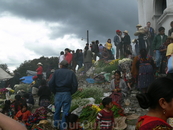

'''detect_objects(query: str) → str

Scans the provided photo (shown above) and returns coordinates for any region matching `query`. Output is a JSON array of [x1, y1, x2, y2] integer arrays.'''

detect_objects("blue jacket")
[[48, 68, 78, 95]]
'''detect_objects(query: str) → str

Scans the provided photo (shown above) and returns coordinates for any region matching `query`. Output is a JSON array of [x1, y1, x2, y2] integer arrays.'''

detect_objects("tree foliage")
[[15, 56, 59, 77], [0, 64, 10, 73]]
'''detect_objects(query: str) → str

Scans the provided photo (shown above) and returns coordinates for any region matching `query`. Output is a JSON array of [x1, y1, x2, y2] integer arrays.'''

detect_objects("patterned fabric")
[[33, 107, 47, 120], [109, 80, 123, 105], [40, 99, 50, 108], [96, 109, 114, 130], [137, 55, 154, 90], [135, 115, 172, 130]]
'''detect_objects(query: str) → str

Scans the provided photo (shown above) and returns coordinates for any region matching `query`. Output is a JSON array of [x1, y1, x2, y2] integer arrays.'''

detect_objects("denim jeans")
[[54, 92, 71, 130], [77, 60, 83, 70], [155, 50, 162, 68]]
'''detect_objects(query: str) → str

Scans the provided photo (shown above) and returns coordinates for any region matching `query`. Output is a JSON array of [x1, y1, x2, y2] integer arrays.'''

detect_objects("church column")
[[137, 0, 145, 26]]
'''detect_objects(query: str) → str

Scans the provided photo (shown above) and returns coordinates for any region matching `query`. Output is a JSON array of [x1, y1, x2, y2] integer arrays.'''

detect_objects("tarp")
[[20, 76, 33, 84], [26, 70, 46, 79], [0, 68, 13, 80], [86, 78, 95, 83]]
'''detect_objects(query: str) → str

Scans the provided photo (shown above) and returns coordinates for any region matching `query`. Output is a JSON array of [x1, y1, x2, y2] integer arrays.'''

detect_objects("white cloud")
[[0, 16, 83, 72]]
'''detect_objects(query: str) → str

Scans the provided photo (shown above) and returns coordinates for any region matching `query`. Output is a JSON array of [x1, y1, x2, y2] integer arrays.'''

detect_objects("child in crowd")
[[122, 69, 132, 90], [23, 92, 34, 110], [11, 94, 26, 114], [95, 97, 115, 130], [1, 100, 14, 118], [65, 113, 83, 130], [14, 104, 31, 123]]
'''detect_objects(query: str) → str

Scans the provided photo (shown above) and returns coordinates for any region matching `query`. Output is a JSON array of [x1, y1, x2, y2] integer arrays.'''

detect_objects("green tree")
[[0, 64, 10, 73], [15, 56, 59, 77]]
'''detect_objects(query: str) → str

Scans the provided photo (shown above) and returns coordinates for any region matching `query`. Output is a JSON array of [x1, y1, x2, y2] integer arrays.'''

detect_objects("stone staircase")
[[77, 78, 147, 130]]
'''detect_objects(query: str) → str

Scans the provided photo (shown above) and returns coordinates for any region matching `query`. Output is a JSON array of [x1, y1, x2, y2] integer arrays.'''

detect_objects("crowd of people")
[[0, 20, 173, 130]]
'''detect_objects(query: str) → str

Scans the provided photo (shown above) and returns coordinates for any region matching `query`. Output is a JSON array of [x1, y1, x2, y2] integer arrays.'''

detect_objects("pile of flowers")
[[0, 88, 9, 99], [70, 98, 90, 112], [72, 86, 104, 104], [109, 59, 119, 65], [91, 104, 101, 112], [118, 58, 132, 65], [0, 88, 8, 94], [118, 58, 133, 80], [79, 102, 125, 123], [6, 88, 15, 93]]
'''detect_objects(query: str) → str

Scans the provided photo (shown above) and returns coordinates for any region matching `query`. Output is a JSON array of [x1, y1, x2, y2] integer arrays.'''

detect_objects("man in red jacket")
[[36, 62, 43, 80], [64, 48, 72, 69]]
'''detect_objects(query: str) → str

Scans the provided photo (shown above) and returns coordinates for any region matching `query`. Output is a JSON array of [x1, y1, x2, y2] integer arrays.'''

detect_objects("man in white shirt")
[[59, 51, 65, 68]]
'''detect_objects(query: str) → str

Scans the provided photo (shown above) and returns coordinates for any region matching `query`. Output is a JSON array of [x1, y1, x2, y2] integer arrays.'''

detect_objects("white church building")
[[137, 0, 173, 34]]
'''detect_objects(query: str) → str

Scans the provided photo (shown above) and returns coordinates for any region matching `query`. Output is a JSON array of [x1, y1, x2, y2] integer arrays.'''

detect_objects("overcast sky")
[[0, 0, 138, 72]]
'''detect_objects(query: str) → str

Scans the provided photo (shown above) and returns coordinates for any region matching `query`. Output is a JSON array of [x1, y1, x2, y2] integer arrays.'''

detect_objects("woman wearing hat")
[[136, 24, 142, 31], [134, 27, 147, 51], [123, 30, 132, 55], [36, 62, 43, 80], [136, 77, 173, 129]]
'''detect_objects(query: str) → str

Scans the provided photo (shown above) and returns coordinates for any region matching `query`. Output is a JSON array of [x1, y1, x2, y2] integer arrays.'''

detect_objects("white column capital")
[[167, 0, 173, 6]]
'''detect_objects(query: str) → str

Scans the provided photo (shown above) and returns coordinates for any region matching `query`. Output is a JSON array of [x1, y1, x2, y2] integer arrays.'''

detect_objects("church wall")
[[137, 0, 173, 34], [157, 16, 172, 35], [137, 0, 145, 26], [137, 0, 154, 28], [143, 0, 153, 26]]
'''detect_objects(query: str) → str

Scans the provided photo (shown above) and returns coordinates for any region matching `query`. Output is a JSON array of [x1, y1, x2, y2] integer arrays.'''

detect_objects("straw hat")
[[136, 24, 142, 27], [134, 27, 146, 36], [37, 62, 43, 66], [131, 39, 136, 43], [168, 33, 173, 39], [123, 30, 128, 34]]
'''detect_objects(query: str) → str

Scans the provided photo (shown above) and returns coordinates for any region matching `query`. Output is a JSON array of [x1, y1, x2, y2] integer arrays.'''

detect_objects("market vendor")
[[109, 70, 128, 106]]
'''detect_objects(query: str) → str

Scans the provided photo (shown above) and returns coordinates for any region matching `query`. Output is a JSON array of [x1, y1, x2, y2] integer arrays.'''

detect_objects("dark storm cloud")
[[0, 0, 138, 44]]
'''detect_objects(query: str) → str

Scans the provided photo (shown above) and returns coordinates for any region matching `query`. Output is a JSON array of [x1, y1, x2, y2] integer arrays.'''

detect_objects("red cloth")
[[136, 115, 172, 129], [96, 109, 114, 130], [36, 66, 43, 75], [32, 76, 38, 79], [65, 52, 72, 64], [116, 30, 121, 33], [14, 110, 31, 122]]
